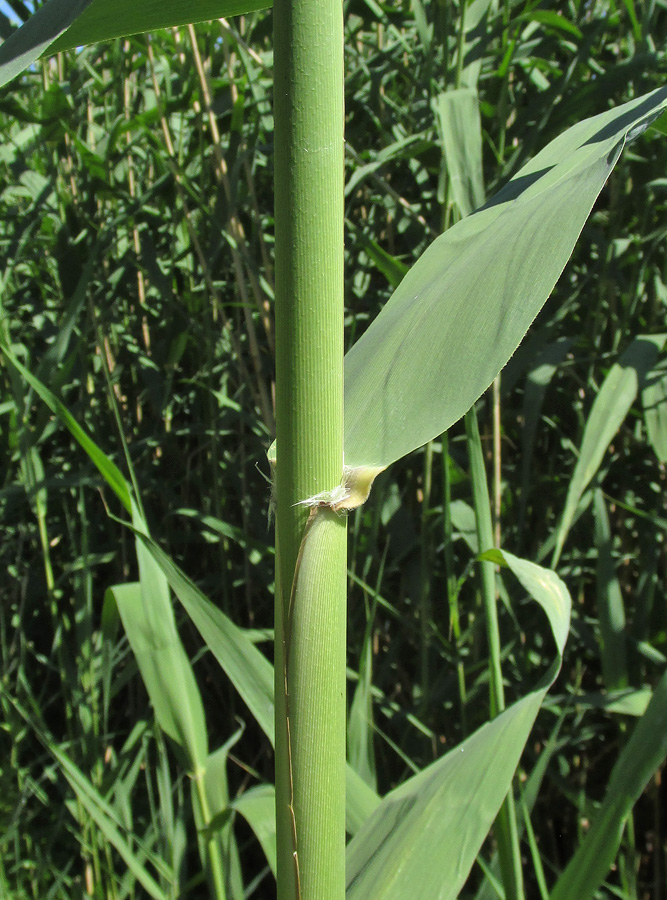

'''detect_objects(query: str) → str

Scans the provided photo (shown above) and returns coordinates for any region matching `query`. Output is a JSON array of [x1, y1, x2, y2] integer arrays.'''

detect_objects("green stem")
[[420, 440, 433, 710], [273, 0, 346, 897], [193, 773, 227, 900], [441, 432, 467, 734], [465, 408, 503, 715], [454, 0, 467, 89], [465, 406, 523, 900]]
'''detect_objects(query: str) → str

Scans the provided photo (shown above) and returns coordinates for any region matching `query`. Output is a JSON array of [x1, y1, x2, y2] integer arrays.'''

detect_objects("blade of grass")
[[106, 581, 208, 773], [108, 521, 229, 900], [348, 580, 379, 792], [232, 785, 277, 876], [1, 690, 172, 900], [550, 667, 667, 900], [0, 344, 132, 513], [466, 406, 523, 900], [131, 531, 276, 742], [132, 528, 381, 834], [200, 741, 245, 900], [435, 87, 485, 220], [344, 90, 667, 474], [593, 489, 629, 691], [346, 549, 571, 900], [0, 0, 272, 89], [552, 333, 665, 566], [642, 355, 667, 463], [0, 350, 379, 841]]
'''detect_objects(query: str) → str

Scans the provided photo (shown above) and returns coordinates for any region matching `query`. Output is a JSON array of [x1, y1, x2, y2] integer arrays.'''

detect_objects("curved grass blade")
[[232, 784, 278, 876], [0, 350, 380, 836], [348, 606, 378, 791], [0, 0, 272, 90], [106, 580, 208, 775], [593, 489, 628, 692], [435, 87, 485, 218], [133, 530, 276, 744], [642, 355, 667, 463], [0, 690, 172, 900], [344, 88, 667, 472], [550, 667, 667, 900], [199, 741, 244, 900], [133, 528, 381, 834], [346, 550, 571, 900], [0, 0, 90, 89], [48, 0, 272, 53], [0, 344, 132, 512], [552, 334, 665, 565], [2, 347, 209, 773]]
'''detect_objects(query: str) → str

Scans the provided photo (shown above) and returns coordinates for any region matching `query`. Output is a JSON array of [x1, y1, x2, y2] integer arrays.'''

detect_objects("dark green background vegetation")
[[1, 0, 666, 896]]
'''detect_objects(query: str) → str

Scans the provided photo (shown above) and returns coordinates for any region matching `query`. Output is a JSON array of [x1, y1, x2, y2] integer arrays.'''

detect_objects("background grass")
[[0, 1, 666, 897]]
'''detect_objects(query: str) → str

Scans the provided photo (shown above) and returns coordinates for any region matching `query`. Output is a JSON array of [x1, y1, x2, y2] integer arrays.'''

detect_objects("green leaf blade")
[[344, 88, 667, 471], [48, 0, 272, 53], [0, 0, 272, 90], [107, 578, 208, 775], [346, 551, 570, 900], [553, 333, 666, 563], [0, 0, 91, 89], [550, 668, 667, 900]]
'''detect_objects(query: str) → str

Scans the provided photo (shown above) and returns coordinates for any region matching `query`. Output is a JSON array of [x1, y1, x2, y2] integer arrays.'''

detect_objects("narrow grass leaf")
[[345, 135, 423, 198], [132, 505, 209, 778], [100, 587, 122, 730], [199, 742, 244, 900], [450, 499, 478, 553], [516, 9, 583, 39], [348, 610, 378, 791], [0, 0, 272, 89], [133, 530, 381, 831], [436, 87, 485, 218], [1, 689, 172, 900], [346, 550, 571, 900], [0, 345, 132, 512], [48, 0, 273, 53], [2, 352, 210, 794], [346, 221, 408, 289], [37, 251, 98, 388], [571, 687, 653, 717], [593, 489, 628, 691], [132, 530, 276, 744], [603, 688, 652, 716], [232, 785, 277, 875], [0, 348, 380, 835], [550, 667, 667, 900], [456, 0, 490, 88], [519, 338, 573, 534], [52, 744, 174, 900], [0, 0, 90, 89], [344, 89, 667, 471], [106, 580, 208, 774], [553, 334, 665, 563], [642, 355, 667, 462]]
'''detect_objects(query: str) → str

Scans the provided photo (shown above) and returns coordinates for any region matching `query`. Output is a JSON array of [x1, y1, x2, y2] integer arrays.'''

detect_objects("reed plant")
[[1, 2, 666, 899]]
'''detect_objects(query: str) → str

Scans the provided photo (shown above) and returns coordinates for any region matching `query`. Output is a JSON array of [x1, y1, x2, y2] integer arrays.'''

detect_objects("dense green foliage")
[[1, 1, 666, 897]]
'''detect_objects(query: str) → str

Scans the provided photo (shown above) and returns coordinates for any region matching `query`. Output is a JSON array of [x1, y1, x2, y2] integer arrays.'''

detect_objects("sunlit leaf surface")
[[344, 88, 667, 470], [0, 0, 271, 89], [346, 551, 571, 900]]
